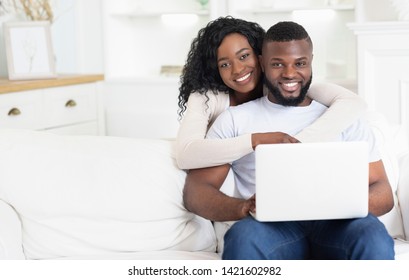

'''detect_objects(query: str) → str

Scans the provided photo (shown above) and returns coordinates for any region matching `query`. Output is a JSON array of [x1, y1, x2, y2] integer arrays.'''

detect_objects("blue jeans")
[[222, 214, 395, 260]]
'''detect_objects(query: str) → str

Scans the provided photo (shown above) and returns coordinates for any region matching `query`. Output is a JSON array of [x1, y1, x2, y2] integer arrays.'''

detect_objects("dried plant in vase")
[[1, 0, 9, 15], [2, 0, 54, 22]]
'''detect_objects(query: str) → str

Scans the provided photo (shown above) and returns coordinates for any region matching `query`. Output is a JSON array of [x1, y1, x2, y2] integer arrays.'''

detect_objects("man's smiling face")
[[260, 39, 313, 107]]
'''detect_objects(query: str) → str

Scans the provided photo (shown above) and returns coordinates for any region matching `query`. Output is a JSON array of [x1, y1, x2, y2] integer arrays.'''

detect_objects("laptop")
[[252, 142, 369, 222]]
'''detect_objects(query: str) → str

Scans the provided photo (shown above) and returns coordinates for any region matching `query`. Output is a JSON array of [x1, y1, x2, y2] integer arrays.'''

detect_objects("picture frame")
[[2, 21, 57, 80]]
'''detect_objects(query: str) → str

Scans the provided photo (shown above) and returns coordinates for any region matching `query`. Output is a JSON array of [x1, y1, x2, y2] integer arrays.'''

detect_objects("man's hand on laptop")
[[241, 195, 256, 217], [251, 132, 300, 150]]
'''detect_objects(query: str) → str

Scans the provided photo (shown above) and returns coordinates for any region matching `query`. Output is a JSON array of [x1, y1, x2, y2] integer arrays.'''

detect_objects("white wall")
[[355, 0, 398, 22], [0, 13, 25, 76], [103, 77, 180, 139], [227, 0, 357, 83], [102, 0, 214, 79], [1, 0, 402, 77], [51, 0, 104, 74], [51, 0, 77, 73], [0, 0, 104, 75], [2, 0, 406, 143], [100, 0, 363, 139], [0, 16, 11, 76]]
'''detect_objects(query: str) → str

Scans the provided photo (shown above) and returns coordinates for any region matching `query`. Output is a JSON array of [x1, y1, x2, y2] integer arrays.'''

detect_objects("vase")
[[197, 0, 209, 10]]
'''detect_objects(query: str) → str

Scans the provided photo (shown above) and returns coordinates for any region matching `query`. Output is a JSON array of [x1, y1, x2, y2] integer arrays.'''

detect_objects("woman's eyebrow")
[[218, 48, 251, 63]]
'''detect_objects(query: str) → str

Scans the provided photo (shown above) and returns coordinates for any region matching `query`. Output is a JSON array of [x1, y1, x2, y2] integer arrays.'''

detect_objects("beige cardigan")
[[175, 82, 367, 169]]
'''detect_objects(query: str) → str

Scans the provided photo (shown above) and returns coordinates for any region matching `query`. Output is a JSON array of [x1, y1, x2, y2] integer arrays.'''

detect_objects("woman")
[[176, 16, 366, 169]]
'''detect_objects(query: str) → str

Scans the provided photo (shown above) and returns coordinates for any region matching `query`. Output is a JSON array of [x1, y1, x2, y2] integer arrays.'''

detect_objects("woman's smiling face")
[[217, 33, 261, 95]]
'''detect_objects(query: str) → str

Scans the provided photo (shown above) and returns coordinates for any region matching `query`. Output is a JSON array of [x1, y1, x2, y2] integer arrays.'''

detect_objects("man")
[[183, 21, 395, 260]]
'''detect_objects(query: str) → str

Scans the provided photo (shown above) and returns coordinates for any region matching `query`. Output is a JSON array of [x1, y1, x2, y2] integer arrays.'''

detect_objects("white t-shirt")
[[175, 83, 367, 169], [206, 96, 380, 199]]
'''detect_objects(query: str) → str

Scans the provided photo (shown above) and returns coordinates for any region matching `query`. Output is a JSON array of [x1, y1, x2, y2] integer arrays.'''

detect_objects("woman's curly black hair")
[[177, 16, 265, 117]]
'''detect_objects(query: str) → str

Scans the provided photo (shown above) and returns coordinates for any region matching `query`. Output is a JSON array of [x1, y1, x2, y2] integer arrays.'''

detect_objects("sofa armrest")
[[0, 199, 25, 259], [398, 152, 409, 240]]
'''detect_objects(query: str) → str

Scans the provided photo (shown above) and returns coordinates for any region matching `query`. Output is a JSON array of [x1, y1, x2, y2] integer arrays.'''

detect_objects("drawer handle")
[[65, 99, 77, 108], [8, 107, 21, 116]]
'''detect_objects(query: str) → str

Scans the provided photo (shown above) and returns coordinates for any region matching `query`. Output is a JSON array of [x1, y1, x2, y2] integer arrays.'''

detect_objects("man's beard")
[[263, 74, 312, 106]]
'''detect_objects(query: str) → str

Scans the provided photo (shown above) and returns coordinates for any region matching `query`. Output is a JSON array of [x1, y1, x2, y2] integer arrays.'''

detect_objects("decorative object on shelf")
[[3, 21, 57, 80], [258, 0, 276, 9], [0, 0, 54, 22], [389, 0, 409, 20], [160, 65, 183, 76], [326, 0, 353, 6], [196, 0, 208, 10], [0, 1, 7, 16]]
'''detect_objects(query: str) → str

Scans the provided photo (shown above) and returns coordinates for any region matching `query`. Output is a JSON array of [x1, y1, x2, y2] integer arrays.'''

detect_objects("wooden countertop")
[[0, 74, 105, 94]]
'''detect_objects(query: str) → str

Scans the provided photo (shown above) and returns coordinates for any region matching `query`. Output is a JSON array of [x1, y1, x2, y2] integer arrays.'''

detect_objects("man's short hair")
[[264, 21, 313, 49]]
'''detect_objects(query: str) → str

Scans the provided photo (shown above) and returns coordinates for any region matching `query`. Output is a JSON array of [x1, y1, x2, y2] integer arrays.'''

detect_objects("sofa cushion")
[[398, 153, 409, 240], [0, 199, 25, 259], [0, 130, 216, 259], [366, 112, 405, 239]]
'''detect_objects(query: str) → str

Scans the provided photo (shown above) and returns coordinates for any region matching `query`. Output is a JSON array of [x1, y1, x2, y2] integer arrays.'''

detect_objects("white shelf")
[[238, 4, 355, 14], [348, 21, 409, 34], [110, 10, 210, 18]]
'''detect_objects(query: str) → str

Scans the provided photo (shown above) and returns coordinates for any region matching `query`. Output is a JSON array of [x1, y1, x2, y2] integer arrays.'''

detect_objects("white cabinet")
[[349, 21, 409, 154], [42, 84, 98, 129], [0, 75, 105, 136], [0, 90, 44, 130]]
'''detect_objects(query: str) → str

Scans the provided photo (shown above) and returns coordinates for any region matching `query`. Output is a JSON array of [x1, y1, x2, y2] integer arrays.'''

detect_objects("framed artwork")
[[2, 21, 57, 80]]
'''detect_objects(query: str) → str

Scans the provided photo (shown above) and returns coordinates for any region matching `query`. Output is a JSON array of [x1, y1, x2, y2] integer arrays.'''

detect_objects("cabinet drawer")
[[0, 90, 43, 129], [43, 84, 98, 128]]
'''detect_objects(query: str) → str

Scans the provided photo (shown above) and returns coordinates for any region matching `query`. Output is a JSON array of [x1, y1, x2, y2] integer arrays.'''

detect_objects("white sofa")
[[0, 112, 408, 260]]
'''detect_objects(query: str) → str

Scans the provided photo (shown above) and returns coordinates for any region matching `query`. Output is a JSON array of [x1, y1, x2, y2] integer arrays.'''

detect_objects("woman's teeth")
[[236, 73, 251, 82]]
